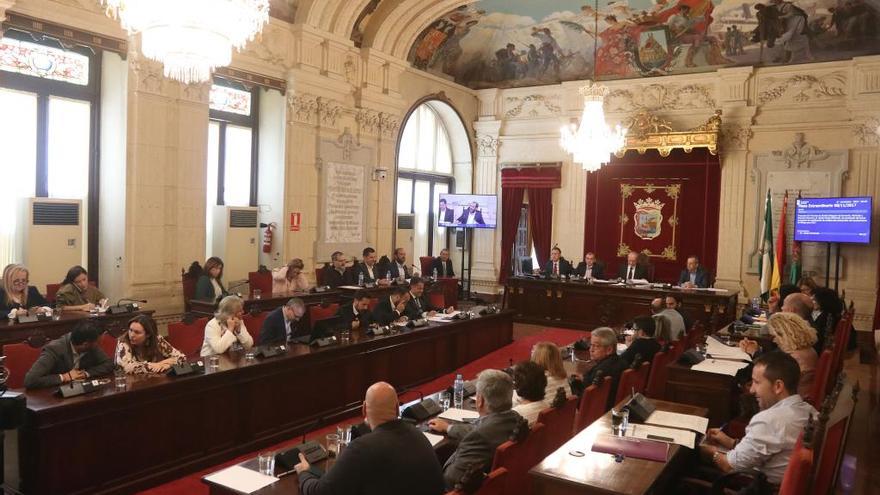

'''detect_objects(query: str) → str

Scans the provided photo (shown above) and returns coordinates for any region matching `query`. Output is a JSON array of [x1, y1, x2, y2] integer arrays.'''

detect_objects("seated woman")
[[811, 287, 843, 352], [621, 316, 661, 367], [272, 258, 310, 293], [516, 342, 572, 407], [56, 265, 107, 312], [200, 295, 254, 357], [194, 257, 228, 302], [0, 264, 49, 317], [741, 312, 818, 401], [116, 315, 185, 374], [511, 361, 548, 425]]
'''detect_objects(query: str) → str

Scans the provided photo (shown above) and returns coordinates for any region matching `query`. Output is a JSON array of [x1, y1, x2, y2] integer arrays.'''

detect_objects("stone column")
[[471, 121, 501, 290], [714, 124, 753, 298]]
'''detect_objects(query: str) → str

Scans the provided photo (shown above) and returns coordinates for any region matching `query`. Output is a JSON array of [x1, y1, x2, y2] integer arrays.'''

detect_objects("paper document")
[[338, 285, 363, 290], [691, 359, 750, 377], [630, 424, 697, 449], [423, 432, 445, 447], [203, 465, 277, 493], [706, 337, 752, 362], [645, 410, 709, 434], [438, 408, 480, 422]]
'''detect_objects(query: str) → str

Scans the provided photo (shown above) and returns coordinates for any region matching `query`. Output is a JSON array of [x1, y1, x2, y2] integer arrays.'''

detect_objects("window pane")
[[398, 116, 417, 170], [48, 97, 90, 199], [223, 125, 253, 206], [0, 37, 89, 85], [413, 180, 430, 259], [206, 121, 220, 256], [435, 125, 452, 174], [396, 178, 412, 214], [209, 84, 252, 116], [432, 183, 448, 255], [417, 107, 434, 171], [0, 88, 37, 266]]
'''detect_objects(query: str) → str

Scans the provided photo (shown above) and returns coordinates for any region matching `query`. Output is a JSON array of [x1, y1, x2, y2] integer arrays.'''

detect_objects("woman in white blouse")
[[514, 342, 572, 407], [272, 258, 310, 294], [200, 295, 254, 357], [511, 361, 548, 426], [116, 315, 185, 374]]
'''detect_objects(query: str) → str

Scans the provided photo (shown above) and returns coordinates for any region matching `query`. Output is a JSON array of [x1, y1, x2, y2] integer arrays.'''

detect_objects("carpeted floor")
[[138, 326, 585, 495]]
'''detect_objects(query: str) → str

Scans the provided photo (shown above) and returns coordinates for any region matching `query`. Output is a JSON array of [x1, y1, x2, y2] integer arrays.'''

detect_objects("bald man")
[[295, 382, 444, 495], [782, 293, 814, 323]]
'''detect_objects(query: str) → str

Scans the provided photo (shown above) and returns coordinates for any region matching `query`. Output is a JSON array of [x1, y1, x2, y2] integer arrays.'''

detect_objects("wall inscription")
[[324, 162, 365, 244]]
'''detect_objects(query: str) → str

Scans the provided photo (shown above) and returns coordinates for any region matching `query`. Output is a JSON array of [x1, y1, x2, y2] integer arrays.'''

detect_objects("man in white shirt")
[[651, 297, 686, 340], [701, 351, 816, 485], [455, 202, 485, 225], [388, 247, 415, 280]]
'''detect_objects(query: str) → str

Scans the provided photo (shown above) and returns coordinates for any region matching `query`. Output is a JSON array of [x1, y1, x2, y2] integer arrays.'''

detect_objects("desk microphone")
[[301, 416, 323, 445], [226, 281, 249, 296], [116, 298, 147, 307]]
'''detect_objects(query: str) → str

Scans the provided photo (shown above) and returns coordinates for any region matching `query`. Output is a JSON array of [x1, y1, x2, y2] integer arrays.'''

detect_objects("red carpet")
[[138, 327, 585, 495]]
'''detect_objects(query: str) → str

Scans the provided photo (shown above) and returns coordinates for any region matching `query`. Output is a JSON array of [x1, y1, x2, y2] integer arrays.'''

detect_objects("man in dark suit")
[[336, 290, 373, 330], [351, 247, 385, 286], [404, 277, 454, 320], [258, 298, 306, 345], [24, 321, 114, 389], [428, 369, 522, 490], [387, 247, 415, 281], [542, 246, 572, 278], [620, 316, 661, 367], [582, 327, 628, 410], [430, 248, 455, 277], [664, 294, 694, 331], [372, 286, 410, 325], [320, 251, 351, 288], [456, 202, 485, 225], [438, 198, 455, 224], [574, 252, 605, 279], [617, 251, 649, 281], [678, 255, 710, 288], [295, 381, 445, 495]]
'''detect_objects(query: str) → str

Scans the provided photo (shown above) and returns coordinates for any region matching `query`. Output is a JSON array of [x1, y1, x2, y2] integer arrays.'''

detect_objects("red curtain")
[[528, 188, 553, 267], [498, 187, 524, 284], [874, 244, 880, 331]]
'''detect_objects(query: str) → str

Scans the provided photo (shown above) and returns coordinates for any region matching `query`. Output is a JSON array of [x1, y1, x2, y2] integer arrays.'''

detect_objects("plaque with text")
[[324, 162, 365, 244]]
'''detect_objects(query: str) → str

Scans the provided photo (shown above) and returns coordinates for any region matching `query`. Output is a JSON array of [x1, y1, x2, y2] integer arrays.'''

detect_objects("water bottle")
[[453, 373, 464, 409], [386, 271, 392, 283], [433, 268, 438, 280], [358, 272, 364, 287]]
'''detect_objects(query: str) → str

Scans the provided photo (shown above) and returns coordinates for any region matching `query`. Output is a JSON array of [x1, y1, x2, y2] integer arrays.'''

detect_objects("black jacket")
[[678, 267, 710, 288], [387, 262, 413, 281], [403, 293, 439, 320], [617, 264, 649, 281], [439, 208, 455, 224], [0, 286, 48, 314], [584, 354, 629, 410], [456, 209, 485, 225], [258, 307, 305, 345], [336, 302, 373, 329], [320, 265, 350, 288], [619, 338, 661, 367], [351, 263, 379, 285], [24, 333, 114, 389], [194, 275, 227, 302], [574, 261, 605, 279], [543, 258, 573, 278], [372, 297, 404, 326], [430, 258, 455, 278], [299, 419, 444, 495]]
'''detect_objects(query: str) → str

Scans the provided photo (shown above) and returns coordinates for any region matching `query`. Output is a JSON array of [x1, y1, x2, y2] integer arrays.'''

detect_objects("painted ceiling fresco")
[[407, 0, 880, 89], [269, 0, 298, 23]]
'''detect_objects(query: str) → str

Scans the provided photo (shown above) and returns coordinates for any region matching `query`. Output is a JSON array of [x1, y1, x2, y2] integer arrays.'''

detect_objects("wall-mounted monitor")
[[437, 193, 497, 229], [794, 196, 872, 244]]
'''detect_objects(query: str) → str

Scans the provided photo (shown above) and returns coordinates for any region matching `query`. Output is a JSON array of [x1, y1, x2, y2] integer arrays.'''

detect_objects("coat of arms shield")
[[633, 198, 665, 240]]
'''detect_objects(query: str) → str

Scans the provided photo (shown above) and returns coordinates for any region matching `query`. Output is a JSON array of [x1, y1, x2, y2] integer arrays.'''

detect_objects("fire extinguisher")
[[262, 222, 276, 254]]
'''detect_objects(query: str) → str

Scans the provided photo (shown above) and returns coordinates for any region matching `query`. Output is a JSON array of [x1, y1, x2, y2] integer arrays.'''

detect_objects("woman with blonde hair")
[[741, 311, 818, 400], [272, 258, 310, 293], [199, 295, 254, 356], [514, 341, 572, 407], [0, 264, 49, 317]]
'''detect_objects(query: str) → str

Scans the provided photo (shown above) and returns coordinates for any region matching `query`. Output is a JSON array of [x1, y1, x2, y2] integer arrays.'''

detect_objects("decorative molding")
[[773, 133, 830, 168], [616, 110, 721, 157], [130, 55, 166, 95], [720, 124, 754, 151], [317, 97, 344, 127], [757, 72, 847, 105], [355, 108, 381, 135], [605, 84, 716, 113], [287, 93, 319, 124], [476, 133, 499, 157], [2, 11, 128, 55], [853, 117, 880, 147], [378, 112, 400, 138], [504, 94, 561, 118], [215, 66, 286, 94], [181, 82, 210, 104]]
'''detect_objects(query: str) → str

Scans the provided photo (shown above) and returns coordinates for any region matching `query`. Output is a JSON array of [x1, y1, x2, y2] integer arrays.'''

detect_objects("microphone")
[[108, 298, 148, 314], [116, 298, 147, 306], [301, 416, 323, 445], [226, 280, 248, 296]]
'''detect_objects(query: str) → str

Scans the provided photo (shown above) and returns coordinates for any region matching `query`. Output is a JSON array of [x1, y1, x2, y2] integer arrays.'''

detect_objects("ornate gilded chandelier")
[[559, 81, 627, 173], [100, 0, 270, 84]]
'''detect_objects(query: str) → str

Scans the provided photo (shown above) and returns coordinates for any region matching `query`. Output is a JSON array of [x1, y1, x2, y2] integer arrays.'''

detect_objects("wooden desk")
[[505, 277, 738, 331], [0, 310, 154, 350], [529, 400, 708, 495], [665, 362, 739, 427], [16, 311, 512, 495]]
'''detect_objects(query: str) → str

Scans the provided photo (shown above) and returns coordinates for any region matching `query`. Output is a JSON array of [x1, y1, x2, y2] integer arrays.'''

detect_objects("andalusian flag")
[[789, 192, 803, 285], [759, 189, 775, 300], [771, 192, 787, 291]]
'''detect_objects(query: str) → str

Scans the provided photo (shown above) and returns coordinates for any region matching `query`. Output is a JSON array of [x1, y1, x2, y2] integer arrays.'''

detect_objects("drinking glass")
[[326, 433, 340, 458], [244, 350, 256, 363], [114, 370, 127, 392], [257, 452, 275, 476], [52, 306, 62, 321], [611, 408, 629, 436], [439, 391, 451, 411], [253, 289, 262, 300], [208, 355, 221, 372]]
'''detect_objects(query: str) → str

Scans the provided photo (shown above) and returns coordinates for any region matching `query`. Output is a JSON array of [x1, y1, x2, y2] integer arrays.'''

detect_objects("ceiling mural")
[[269, 0, 298, 23], [406, 0, 880, 89], [352, 0, 384, 48]]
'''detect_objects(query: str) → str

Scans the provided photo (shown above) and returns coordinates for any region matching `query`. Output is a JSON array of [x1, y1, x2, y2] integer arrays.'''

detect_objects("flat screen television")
[[437, 193, 497, 229], [794, 196, 872, 244]]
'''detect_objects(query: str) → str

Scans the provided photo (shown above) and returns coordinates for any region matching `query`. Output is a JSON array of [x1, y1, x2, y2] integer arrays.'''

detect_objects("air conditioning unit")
[[395, 213, 415, 264], [21, 198, 83, 291], [212, 206, 259, 285]]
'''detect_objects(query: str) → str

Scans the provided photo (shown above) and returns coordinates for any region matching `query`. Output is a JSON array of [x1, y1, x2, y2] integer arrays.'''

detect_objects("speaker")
[[622, 392, 657, 423], [167, 361, 205, 377]]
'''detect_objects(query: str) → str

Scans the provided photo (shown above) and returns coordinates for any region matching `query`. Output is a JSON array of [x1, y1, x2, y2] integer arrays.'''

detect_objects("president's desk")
[[504, 277, 738, 331], [16, 311, 513, 495]]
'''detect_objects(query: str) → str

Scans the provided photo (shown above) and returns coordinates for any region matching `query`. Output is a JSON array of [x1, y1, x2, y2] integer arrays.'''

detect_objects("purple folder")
[[591, 434, 669, 462]]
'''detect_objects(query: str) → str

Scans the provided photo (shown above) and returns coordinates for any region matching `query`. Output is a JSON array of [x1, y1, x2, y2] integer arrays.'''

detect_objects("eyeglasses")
[[11, 278, 28, 285]]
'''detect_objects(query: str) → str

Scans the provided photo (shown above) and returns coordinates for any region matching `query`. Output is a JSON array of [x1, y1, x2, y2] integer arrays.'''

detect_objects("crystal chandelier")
[[100, 0, 270, 84], [560, 80, 627, 173]]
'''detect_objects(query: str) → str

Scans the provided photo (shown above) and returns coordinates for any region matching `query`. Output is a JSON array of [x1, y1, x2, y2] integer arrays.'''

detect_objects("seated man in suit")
[[24, 320, 114, 389], [651, 297, 686, 341], [295, 381, 445, 495], [387, 247, 416, 281], [431, 248, 455, 278], [336, 290, 373, 330], [664, 293, 694, 331], [351, 247, 388, 286], [582, 327, 628, 410], [574, 251, 605, 280], [258, 298, 306, 345], [428, 369, 522, 490], [372, 286, 410, 325], [404, 277, 454, 320], [456, 201, 485, 225], [542, 247, 572, 279], [617, 251, 649, 281], [320, 251, 350, 288], [620, 316, 661, 367], [700, 351, 816, 486], [678, 255, 710, 288], [438, 198, 455, 224]]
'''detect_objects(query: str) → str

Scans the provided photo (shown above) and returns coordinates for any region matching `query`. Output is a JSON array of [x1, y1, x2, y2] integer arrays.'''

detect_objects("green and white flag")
[[758, 189, 774, 300]]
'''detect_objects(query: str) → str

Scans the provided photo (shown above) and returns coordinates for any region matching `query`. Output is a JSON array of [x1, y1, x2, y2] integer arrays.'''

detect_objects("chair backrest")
[[830, 311, 853, 376], [491, 422, 546, 495], [98, 332, 118, 362], [419, 256, 433, 276], [167, 317, 210, 357], [181, 269, 199, 312], [536, 395, 579, 456], [242, 311, 269, 343], [248, 271, 273, 297], [314, 264, 327, 287], [574, 376, 612, 433], [684, 321, 704, 350], [429, 291, 446, 310], [808, 349, 834, 409], [45, 283, 61, 305], [644, 350, 669, 399], [614, 360, 650, 405], [4, 341, 44, 389], [444, 467, 508, 495], [367, 297, 380, 312], [811, 380, 858, 495], [309, 303, 340, 324], [779, 434, 814, 495]]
